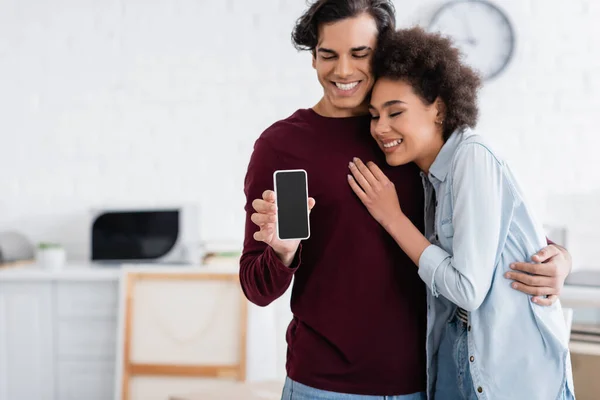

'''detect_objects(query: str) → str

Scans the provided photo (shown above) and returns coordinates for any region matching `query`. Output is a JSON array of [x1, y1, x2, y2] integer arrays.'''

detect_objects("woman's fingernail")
[[347, 174, 352, 180], [349, 162, 355, 168], [532, 298, 538, 303], [510, 264, 515, 269], [353, 157, 359, 162], [512, 283, 518, 289], [504, 272, 510, 279]]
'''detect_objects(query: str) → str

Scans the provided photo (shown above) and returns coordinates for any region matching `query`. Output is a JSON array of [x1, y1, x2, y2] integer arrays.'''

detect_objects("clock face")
[[428, 0, 515, 81]]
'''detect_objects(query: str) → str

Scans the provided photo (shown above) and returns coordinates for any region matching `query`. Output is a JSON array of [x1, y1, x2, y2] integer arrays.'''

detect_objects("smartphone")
[[273, 169, 310, 241]]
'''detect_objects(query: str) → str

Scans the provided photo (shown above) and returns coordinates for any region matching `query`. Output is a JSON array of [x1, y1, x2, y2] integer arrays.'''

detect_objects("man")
[[240, 1, 572, 398]]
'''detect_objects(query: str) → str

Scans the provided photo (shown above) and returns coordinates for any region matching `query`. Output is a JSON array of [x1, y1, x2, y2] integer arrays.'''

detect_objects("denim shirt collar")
[[427, 127, 472, 184]]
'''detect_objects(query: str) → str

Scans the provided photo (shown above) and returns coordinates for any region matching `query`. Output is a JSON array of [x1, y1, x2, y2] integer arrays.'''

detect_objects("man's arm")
[[239, 137, 301, 307], [505, 241, 572, 306]]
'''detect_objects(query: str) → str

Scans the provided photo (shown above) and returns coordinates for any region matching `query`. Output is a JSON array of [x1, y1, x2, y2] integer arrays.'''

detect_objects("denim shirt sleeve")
[[418, 142, 510, 311]]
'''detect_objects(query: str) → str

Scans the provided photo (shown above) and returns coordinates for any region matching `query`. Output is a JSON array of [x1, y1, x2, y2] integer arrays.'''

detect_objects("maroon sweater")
[[240, 109, 427, 395]]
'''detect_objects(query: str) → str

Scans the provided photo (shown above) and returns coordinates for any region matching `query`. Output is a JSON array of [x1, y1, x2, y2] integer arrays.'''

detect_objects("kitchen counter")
[[0, 262, 239, 281]]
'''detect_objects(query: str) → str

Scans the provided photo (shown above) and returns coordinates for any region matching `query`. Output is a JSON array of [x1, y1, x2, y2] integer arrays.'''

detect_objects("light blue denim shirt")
[[418, 128, 574, 400]]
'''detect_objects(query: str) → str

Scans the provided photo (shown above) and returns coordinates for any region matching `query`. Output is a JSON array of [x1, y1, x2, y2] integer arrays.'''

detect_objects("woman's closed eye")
[[370, 114, 380, 120], [389, 111, 403, 118]]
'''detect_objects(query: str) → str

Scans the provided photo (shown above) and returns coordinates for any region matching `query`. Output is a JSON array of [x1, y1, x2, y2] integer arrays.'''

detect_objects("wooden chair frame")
[[120, 271, 247, 400]]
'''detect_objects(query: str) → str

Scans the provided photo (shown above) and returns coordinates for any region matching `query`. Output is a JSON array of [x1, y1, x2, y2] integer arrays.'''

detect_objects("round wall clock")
[[428, 0, 515, 81]]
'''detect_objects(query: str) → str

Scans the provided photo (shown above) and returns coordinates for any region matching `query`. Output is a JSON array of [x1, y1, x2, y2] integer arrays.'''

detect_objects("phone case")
[[273, 169, 311, 241]]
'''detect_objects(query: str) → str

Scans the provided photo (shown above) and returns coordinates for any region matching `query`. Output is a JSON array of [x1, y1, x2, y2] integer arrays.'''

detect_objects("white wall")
[[1, 0, 599, 268]]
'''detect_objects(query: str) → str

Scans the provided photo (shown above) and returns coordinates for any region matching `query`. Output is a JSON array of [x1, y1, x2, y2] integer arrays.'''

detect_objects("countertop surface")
[[2, 263, 598, 308], [0, 262, 240, 281]]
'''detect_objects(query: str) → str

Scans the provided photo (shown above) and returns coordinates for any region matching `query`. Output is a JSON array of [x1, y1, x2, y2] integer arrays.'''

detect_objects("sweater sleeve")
[[239, 136, 302, 307]]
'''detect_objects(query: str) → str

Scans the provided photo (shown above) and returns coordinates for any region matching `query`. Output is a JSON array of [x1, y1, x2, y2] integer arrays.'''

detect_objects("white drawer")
[[57, 319, 117, 359], [57, 361, 115, 400], [57, 282, 118, 318]]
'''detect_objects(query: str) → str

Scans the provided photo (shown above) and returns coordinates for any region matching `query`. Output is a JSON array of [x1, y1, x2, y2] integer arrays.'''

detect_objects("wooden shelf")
[[570, 340, 600, 356]]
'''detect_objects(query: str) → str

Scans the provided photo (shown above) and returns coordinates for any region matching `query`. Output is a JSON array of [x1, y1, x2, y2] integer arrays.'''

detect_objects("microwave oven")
[[90, 206, 200, 264]]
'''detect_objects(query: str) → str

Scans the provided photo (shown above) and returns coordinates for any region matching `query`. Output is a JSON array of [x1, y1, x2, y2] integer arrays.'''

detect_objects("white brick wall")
[[1, 0, 599, 269]]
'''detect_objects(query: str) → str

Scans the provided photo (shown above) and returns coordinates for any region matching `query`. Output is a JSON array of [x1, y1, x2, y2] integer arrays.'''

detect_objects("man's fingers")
[[532, 245, 561, 263], [532, 294, 558, 306], [252, 198, 277, 214], [250, 212, 276, 227], [253, 225, 273, 242], [510, 261, 556, 277], [253, 230, 267, 242], [262, 190, 276, 202], [253, 231, 265, 242], [505, 271, 556, 288], [510, 282, 555, 297]]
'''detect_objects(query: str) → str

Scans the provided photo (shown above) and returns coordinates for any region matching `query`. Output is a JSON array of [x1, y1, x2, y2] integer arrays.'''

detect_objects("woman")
[[347, 27, 575, 400]]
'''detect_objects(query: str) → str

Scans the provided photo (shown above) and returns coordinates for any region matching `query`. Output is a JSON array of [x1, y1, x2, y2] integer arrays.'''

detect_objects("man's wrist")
[[274, 248, 298, 268]]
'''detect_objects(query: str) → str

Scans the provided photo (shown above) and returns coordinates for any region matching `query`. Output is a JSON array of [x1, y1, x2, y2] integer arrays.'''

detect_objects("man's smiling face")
[[312, 13, 379, 118]]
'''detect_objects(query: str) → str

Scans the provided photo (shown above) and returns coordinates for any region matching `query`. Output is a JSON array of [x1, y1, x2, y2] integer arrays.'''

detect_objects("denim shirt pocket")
[[438, 217, 455, 251], [440, 219, 454, 237]]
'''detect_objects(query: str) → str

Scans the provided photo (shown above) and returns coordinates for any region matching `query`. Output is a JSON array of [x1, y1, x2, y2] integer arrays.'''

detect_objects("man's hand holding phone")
[[251, 189, 315, 267]]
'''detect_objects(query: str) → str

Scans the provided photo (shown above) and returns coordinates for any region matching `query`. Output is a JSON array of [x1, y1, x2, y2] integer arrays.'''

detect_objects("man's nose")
[[334, 56, 353, 78]]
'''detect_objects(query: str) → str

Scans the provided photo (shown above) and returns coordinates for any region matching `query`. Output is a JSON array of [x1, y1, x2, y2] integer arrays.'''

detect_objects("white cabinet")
[[0, 283, 55, 400], [55, 281, 118, 400], [57, 361, 115, 400], [0, 270, 119, 400]]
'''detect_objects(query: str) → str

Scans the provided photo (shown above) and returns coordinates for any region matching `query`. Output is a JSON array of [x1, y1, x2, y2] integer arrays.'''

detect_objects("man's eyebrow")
[[317, 46, 372, 54], [351, 46, 372, 52], [317, 48, 337, 54]]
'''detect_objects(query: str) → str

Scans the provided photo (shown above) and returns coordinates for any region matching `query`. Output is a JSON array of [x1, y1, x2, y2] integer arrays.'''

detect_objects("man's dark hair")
[[372, 27, 482, 140], [292, 0, 396, 52]]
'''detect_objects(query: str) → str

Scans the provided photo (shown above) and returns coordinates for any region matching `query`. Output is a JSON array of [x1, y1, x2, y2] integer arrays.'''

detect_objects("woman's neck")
[[416, 136, 445, 175]]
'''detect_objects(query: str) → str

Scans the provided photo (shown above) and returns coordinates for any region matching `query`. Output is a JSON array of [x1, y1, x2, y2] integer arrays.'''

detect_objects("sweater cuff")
[[418, 244, 450, 297], [266, 244, 302, 273]]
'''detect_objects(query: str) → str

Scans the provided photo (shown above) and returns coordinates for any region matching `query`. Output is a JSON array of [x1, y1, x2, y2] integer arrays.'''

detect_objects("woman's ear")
[[434, 97, 446, 125]]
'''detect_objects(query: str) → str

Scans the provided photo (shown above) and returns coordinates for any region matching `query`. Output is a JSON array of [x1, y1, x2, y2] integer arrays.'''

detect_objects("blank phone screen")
[[275, 170, 310, 240]]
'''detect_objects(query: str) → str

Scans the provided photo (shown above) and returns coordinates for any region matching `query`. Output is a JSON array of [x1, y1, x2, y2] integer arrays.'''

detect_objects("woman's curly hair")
[[372, 27, 482, 140]]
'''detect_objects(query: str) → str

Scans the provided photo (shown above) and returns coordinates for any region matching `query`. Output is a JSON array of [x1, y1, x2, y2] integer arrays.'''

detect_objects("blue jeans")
[[281, 377, 426, 400], [434, 315, 477, 400], [434, 314, 576, 400]]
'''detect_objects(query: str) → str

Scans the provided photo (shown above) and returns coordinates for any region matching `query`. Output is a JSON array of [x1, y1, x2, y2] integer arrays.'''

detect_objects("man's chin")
[[330, 97, 366, 113]]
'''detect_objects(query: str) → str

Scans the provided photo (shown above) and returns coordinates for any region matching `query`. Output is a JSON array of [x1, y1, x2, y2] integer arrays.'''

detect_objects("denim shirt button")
[[468, 325, 472, 332], [470, 356, 475, 362], [477, 387, 483, 393]]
